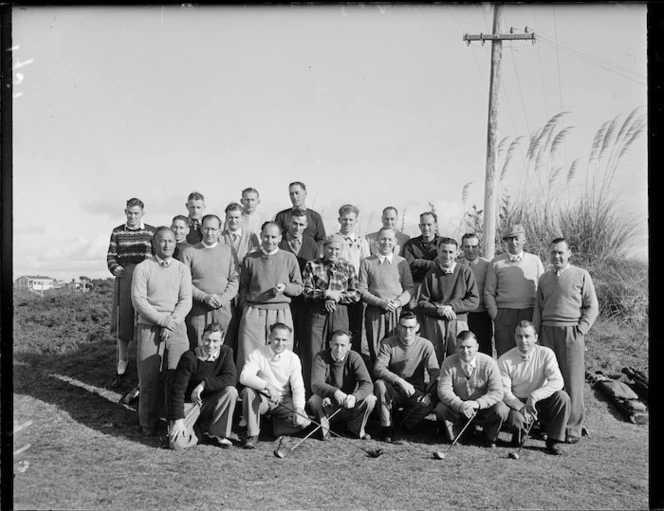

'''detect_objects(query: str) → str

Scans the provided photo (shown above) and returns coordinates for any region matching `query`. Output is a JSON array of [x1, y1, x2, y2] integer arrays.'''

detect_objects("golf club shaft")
[[397, 378, 438, 428], [514, 418, 536, 455], [259, 391, 373, 455], [448, 412, 477, 449], [288, 408, 343, 453]]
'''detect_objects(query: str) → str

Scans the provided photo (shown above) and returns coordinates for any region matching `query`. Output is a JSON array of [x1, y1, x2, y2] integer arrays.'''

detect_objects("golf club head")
[[432, 451, 446, 460], [366, 448, 383, 458], [508, 452, 519, 460], [273, 449, 286, 459]]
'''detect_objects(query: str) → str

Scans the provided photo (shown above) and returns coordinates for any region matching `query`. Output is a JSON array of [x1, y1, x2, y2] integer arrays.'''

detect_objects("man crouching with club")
[[168, 322, 238, 450], [497, 320, 570, 455], [374, 311, 440, 444], [307, 329, 376, 441], [239, 322, 310, 449], [435, 331, 508, 448]]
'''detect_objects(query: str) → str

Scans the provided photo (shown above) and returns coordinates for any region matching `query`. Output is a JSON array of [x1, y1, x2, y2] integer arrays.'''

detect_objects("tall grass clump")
[[459, 108, 647, 324]]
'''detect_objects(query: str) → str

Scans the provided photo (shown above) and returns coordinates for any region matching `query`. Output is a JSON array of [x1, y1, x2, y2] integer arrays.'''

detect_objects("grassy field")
[[12, 288, 651, 510]]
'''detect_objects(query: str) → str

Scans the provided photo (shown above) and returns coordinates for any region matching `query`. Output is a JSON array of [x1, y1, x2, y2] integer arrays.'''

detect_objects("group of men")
[[106, 181, 598, 454]]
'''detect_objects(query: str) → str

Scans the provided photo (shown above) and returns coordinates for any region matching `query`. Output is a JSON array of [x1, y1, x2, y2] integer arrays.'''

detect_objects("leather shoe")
[[360, 433, 372, 441], [565, 435, 580, 445], [141, 426, 157, 437], [243, 436, 258, 449], [546, 439, 565, 455]]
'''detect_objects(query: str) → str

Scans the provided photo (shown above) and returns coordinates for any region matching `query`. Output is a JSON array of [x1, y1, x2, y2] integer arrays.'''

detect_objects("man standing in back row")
[[274, 181, 327, 244], [366, 206, 410, 257], [533, 238, 598, 444], [484, 224, 545, 357]]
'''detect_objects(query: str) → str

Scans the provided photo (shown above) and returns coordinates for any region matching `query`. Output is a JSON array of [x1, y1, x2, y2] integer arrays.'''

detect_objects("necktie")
[[292, 238, 301, 251], [462, 364, 472, 379], [232, 233, 239, 242]]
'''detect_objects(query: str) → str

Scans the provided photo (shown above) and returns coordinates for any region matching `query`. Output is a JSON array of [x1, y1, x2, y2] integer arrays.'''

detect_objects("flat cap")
[[502, 224, 526, 239], [323, 234, 346, 247]]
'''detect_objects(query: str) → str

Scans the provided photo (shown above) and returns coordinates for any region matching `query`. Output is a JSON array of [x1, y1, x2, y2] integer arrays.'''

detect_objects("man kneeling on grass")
[[498, 320, 570, 455], [374, 311, 440, 444], [168, 322, 238, 450], [308, 329, 376, 441], [239, 322, 311, 449], [435, 330, 508, 448]]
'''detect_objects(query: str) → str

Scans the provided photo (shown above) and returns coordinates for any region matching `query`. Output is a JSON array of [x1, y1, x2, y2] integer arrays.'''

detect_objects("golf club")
[[432, 412, 477, 460], [391, 379, 438, 444], [508, 418, 536, 460], [259, 391, 384, 458], [273, 408, 342, 458]]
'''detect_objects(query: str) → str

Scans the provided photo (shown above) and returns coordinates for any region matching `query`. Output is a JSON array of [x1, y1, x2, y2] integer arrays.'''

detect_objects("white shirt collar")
[[125, 221, 145, 230], [465, 257, 479, 266], [339, 231, 356, 242], [441, 261, 457, 274], [462, 357, 477, 370], [229, 228, 243, 238], [261, 247, 280, 256], [202, 241, 218, 248], [555, 264, 571, 277], [195, 345, 220, 362], [377, 252, 394, 264], [155, 255, 173, 267], [509, 251, 524, 262]]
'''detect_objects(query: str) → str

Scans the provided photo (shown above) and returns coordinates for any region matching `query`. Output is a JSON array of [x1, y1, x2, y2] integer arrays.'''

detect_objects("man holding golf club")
[[168, 323, 238, 450], [435, 331, 508, 448], [239, 322, 311, 449], [498, 320, 570, 456], [374, 311, 440, 444], [308, 330, 376, 441]]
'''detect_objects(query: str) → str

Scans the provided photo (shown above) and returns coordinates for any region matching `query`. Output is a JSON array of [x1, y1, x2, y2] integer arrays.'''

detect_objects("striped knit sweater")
[[107, 223, 156, 275]]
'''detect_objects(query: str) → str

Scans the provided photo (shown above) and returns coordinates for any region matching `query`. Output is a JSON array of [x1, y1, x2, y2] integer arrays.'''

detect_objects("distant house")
[[15, 275, 55, 291]]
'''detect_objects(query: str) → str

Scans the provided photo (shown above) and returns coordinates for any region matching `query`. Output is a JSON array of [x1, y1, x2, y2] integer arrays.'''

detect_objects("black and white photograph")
[[7, 4, 650, 510]]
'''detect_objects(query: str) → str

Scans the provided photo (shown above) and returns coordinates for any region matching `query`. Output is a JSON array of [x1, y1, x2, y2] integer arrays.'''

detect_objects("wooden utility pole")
[[463, 5, 535, 260]]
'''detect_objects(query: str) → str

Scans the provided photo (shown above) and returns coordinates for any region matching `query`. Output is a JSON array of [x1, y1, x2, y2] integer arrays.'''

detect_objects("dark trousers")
[[506, 390, 571, 443], [468, 310, 494, 357]]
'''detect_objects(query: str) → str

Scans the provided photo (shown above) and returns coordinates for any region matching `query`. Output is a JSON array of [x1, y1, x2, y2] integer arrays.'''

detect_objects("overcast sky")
[[11, 4, 647, 281]]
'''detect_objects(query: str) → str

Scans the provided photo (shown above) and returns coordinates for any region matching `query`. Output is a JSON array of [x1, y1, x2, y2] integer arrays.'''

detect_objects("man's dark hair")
[[153, 226, 174, 239], [201, 214, 222, 228], [330, 329, 353, 343], [399, 310, 418, 323], [225, 202, 243, 214], [171, 214, 188, 225], [126, 198, 145, 209], [419, 211, 438, 223], [382, 206, 399, 216], [516, 320, 536, 333], [203, 322, 225, 336], [290, 208, 308, 219], [269, 322, 293, 334], [461, 233, 480, 243], [439, 237, 458, 248], [261, 221, 283, 235], [456, 330, 477, 343], [242, 187, 259, 197], [187, 191, 205, 202], [288, 181, 307, 191]]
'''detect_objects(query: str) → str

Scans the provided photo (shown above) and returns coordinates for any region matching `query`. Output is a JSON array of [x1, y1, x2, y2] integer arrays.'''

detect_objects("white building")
[[15, 275, 55, 291]]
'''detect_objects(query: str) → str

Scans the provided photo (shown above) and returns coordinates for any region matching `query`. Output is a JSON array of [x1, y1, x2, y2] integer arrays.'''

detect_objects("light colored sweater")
[[497, 344, 564, 410], [484, 252, 545, 317], [181, 243, 239, 309], [239, 249, 303, 309], [239, 345, 306, 410], [131, 257, 192, 326], [437, 353, 504, 411], [358, 255, 415, 308], [532, 265, 599, 335]]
